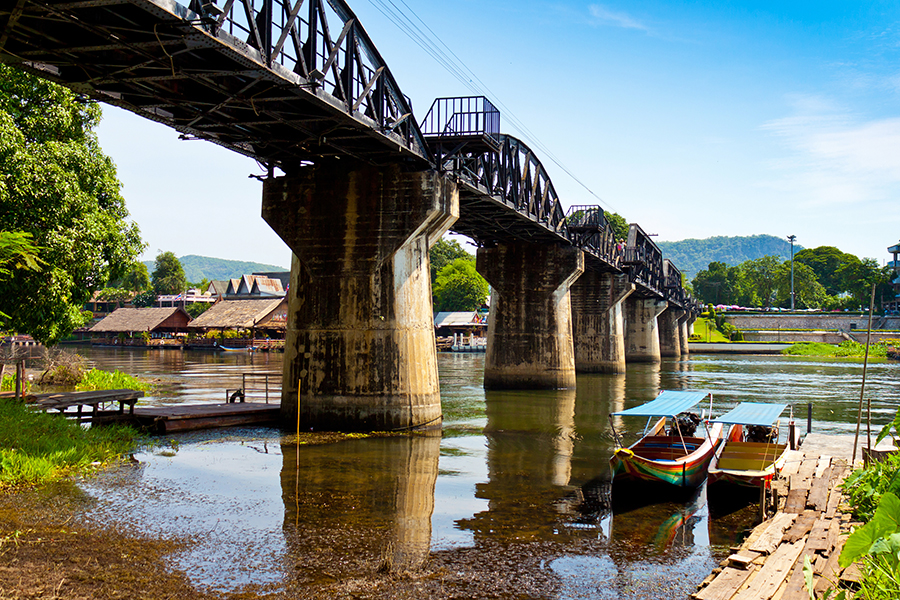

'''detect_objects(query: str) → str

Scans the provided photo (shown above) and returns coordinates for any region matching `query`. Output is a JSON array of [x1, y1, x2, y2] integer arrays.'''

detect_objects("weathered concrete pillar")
[[624, 298, 667, 363], [571, 271, 635, 373], [678, 312, 692, 355], [659, 306, 686, 358], [476, 243, 584, 390], [262, 161, 458, 430]]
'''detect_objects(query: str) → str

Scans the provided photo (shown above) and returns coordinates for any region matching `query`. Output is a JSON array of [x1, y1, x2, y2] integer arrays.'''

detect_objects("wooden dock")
[[127, 402, 281, 433], [17, 389, 145, 422], [692, 442, 860, 600]]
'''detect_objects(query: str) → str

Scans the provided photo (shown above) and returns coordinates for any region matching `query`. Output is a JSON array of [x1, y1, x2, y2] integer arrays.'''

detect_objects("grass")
[[691, 318, 731, 343], [0, 397, 139, 489], [782, 340, 889, 358], [75, 368, 151, 392]]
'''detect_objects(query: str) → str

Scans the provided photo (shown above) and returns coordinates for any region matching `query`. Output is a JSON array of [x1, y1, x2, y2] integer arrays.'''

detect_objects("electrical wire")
[[364, 0, 619, 213]]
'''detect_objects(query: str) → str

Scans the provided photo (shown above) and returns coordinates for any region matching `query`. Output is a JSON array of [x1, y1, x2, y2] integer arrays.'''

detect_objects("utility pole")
[[787, 235, 797, 311]]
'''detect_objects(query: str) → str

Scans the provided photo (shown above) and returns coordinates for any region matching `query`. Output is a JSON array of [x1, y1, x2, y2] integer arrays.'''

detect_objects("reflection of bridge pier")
[[263, 162, 458, 430], [280, 435, 440, 579], [458, 389, 577, 541]]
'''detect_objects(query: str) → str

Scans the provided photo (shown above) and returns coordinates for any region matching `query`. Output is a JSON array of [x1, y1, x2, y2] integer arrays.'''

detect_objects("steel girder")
[[0, 0, 431, 168]]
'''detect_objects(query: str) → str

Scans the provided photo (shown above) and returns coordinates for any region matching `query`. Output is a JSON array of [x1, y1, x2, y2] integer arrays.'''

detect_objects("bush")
[[75, 369, 151, 392]]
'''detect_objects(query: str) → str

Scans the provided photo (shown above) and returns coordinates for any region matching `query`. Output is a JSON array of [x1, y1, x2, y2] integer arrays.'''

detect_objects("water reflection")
[[279, 434, 440, 585]]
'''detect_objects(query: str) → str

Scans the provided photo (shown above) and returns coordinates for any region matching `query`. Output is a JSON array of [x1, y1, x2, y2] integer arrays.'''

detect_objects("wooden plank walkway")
[[127, 402, 281, 433], [692, 449, 857, 600], [22, 389, 145, 422]]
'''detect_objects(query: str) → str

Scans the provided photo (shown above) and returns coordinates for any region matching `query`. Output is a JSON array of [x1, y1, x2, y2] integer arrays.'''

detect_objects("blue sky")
[[96, 0, 900, 269]]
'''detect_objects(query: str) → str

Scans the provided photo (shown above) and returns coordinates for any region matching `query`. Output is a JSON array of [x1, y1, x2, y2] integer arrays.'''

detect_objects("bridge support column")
[[659, 306, 686, 358], [262, 162, 458, 431], [571, 272, 635, 373], [624, 298, 667, 363], [476, 243, 584, 389], [678, 312, 693, 355]]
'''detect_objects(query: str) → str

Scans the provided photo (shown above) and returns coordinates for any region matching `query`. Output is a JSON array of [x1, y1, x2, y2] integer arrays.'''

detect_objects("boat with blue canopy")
[[707, 402, 792, 489], [609, 390, 734, 489]]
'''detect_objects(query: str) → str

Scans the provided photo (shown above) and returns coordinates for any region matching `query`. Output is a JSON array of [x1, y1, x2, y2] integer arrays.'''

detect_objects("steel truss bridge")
[[0, 0, 698, 311]]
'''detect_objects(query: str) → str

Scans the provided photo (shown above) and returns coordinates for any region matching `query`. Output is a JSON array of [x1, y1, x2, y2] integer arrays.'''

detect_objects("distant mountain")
[[143, 254, 288, 283], [657, 235, 803, 281]]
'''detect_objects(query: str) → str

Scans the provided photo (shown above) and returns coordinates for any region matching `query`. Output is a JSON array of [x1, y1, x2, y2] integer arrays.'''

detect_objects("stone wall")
[[725, 313, 900, 332]]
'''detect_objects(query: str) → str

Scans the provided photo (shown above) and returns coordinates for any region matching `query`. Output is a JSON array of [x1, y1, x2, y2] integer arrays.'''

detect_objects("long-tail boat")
[[609, 390, 731, 489], [707, 402, 791, 489]]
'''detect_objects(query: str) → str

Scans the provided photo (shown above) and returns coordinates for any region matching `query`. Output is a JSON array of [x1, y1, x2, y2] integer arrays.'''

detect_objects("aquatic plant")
[[0, 397, 138, 488], [75, 369, 151, 392], [0, 374, 30, 393]]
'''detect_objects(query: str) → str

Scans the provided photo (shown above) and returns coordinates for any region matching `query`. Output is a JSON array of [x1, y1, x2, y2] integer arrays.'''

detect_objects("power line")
[[363, 0, 619, 213]]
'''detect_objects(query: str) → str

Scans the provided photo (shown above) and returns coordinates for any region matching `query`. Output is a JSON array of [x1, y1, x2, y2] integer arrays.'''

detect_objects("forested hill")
[[657, 235, 802, 280], [142, 255, 288, 283]]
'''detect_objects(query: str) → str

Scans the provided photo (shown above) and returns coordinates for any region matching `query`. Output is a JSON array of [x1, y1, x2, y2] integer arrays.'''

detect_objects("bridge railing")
[[420, 96, 501, 148], [624, 224, 664, 293], [200, 0, 428, 159], [565, 205, 619, 265]]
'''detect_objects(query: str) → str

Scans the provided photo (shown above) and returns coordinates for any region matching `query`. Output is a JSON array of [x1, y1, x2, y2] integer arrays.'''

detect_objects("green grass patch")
[[75, 368, 151, 392], [0, 397, 139, 489], [782, 340, 890, 358], [691, 319, 731, 343]]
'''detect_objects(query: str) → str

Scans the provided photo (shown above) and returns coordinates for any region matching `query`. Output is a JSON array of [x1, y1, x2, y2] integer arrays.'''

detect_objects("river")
[[73, 347, 900, 598]]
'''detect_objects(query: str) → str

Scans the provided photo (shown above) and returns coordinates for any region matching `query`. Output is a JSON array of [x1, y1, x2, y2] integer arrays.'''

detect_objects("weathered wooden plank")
[[839, 562, 863, 586], [814, 457, 832, 478], [779, 450, 804, 477], [805, 519, 832, 553], [779, 557, 811, 600], [783, 510, 818, 543], [784, 488, 809, 514], [813, 535, 846, 594], [693, 566, 756, 600], [733, 540, 805, 600], [806, 467, 832, 511], [749, 513, 796, 555], [727, 552, 759, 570], [821, 519, 840, 557]]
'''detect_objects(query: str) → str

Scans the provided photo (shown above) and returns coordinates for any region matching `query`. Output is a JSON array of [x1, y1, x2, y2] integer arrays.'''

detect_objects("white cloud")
[[588, 4, 648, 32], [761, 96, 900, 208]]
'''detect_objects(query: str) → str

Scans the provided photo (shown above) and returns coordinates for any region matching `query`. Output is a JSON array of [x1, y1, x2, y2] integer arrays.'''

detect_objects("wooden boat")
[[609, 390, 732, 489], [707, 402, 790, 489]]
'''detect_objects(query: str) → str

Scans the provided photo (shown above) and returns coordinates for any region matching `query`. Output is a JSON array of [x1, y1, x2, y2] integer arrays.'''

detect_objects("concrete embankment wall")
[[724, 314, 900, 343]]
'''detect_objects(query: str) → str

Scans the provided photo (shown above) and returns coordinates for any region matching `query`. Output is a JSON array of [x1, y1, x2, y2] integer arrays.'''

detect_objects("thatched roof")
[[90, 307, 190, 333], [188, 298, 285, 329]]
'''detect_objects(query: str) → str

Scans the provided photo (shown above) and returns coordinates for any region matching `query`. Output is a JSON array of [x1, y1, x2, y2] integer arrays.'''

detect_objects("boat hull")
[[708, 440, 789, 488], [610, 422, 729, 489]]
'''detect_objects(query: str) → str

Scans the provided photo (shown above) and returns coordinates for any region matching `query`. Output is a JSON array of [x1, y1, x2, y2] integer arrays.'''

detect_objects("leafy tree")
[[794, 246, 855, 296], [429, 238, 472, 282], [118, 262, 150, 292], [433, 258, 489, 311], [774, 261, 827, 309], [741, 255, 783, 308], [96, 287, 133, 304], [836, 257, 881, 308], [692, 261, 730, 304], [132, 291, 157, 308], [606, 212, 629, 241], [0, 66, 143, 343], [185, 302, 211, 318], [152, 251, 187, 295]]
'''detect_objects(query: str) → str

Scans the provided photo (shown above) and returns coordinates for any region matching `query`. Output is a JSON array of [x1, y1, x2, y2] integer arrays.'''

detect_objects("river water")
[[74, 347, 900, 598]]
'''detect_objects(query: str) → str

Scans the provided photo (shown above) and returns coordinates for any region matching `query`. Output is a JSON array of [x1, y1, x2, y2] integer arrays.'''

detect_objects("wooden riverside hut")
[[89, 307, 191, 346], [187, 298, 287, 348]]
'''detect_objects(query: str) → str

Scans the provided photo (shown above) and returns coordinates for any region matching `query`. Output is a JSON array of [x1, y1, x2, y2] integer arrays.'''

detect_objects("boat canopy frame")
[[709, 402, 789, 427], [609, 390, 715, 455]]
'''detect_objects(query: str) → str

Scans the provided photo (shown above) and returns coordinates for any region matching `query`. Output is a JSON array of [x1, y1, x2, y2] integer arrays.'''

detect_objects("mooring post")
[[807, 403, 812, 434], [14, 360, 24, 401]]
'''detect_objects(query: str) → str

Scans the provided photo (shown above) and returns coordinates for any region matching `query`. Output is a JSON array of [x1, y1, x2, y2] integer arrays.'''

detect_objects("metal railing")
[[420, 96, 500, 144]]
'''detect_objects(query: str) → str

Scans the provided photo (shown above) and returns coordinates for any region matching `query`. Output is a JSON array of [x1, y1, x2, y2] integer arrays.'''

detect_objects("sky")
[[95, 0, 900, 269]]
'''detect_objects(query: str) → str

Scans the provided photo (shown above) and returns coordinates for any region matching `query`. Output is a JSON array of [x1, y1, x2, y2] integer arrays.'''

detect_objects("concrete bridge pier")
[[262, 161, 458, 431], [659, 306, 686, 358], [571, 272, 635, 373], [624, 298, 667, 363], [678, 312, 693, 355], [476, 243, 584, 389]]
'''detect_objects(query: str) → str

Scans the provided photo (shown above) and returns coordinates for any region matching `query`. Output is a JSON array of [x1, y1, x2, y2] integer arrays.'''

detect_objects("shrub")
[[76, 369, 151, 392]]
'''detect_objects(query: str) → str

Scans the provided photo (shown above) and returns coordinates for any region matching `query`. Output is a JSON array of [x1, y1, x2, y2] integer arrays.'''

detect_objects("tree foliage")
[[117, 262, 150, 292], [0, 65, 143, 343], [151, 251, 186, 296], [606, 212, 629, 241], [185, 302, 211, 318], [433, 258, 489, 312], [429, 238, 473, 282]]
